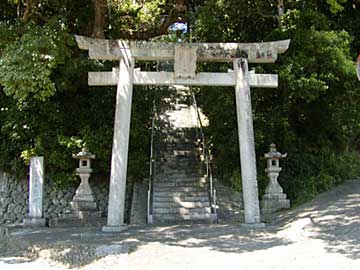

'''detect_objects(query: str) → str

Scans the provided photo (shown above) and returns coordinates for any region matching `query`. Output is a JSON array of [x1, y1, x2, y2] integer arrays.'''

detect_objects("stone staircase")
[[151, 86, 216, 223]]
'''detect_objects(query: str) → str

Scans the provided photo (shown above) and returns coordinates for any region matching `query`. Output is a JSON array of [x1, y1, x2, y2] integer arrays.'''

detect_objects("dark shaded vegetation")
[[0, 0, 359, 205]]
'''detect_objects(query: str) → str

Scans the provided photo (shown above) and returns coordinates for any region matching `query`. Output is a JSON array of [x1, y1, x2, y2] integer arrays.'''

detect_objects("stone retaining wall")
[[0, 171, 110, 225]]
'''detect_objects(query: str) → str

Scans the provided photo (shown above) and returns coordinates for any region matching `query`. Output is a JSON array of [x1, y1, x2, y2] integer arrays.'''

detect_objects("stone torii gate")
[[75, 36, 290, 232]]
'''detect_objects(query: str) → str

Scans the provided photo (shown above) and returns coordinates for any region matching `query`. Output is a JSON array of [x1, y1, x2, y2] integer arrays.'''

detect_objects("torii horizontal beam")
[[88, 70, 278, 88], [75, 35, 290, 63]]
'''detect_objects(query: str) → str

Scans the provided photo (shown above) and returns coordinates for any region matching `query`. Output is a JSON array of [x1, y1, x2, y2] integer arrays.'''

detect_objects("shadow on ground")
[[274, 179, 360, 260], [2, 180, 359, 267]]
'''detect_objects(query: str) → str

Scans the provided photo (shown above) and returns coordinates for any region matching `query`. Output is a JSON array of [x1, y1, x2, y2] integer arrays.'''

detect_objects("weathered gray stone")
[[7, 203, 15, 212], [14, 205, 23, 215], [23, 217, 46, 226], [89, 69, 278, 88], [24, 157, 45, 226], [102, 225, 127, 233], [261, 144, 290, 216], [0, 226, 8, 237], [71, 149, 97, 210], [76, 35, 290, 63], [52, 198, 60, 206], [64, 191, 74, 200], [94, 244, 128, 257], [0, 172, 9, 193], [0, 174, 111, 224], [103, 50, 134, 232], [56, 192, 64, 200], [174, 45, 197, 79], [5, 213, 15, 221], [234, 58, 261, 225], [130, 180, 147, 224], [59, 198, 68, 207], [0, 197, 7, 205]]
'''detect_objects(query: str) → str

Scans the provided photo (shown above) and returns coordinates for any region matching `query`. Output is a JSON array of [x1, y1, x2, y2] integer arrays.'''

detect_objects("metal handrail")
[[190, 90, 217, 215], [147, 98, 156, 224]]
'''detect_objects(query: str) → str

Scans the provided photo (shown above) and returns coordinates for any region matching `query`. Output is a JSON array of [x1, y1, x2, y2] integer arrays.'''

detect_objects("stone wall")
[[0, 171, 110, 225]]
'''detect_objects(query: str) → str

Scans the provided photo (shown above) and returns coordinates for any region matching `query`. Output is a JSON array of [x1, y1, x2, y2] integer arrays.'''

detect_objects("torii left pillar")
[[102, 47, 134, 232]]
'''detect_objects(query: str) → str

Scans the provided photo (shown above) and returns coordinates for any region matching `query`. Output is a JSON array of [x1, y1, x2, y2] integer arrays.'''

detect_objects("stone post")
[[233, 59, 263, 226], [102, 48, 134, 233], [23, 156, 46, 226]]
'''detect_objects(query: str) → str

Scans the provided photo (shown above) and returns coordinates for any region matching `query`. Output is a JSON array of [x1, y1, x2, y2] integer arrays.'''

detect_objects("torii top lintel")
[[75, 35, 290, 64]]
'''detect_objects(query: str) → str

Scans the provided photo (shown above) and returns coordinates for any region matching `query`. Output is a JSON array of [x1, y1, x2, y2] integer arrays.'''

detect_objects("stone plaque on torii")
[[75, 35, 290, 232]]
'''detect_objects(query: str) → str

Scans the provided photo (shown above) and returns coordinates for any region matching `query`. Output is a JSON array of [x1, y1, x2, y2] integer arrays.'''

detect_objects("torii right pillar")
[[234, 58, 263, 226]]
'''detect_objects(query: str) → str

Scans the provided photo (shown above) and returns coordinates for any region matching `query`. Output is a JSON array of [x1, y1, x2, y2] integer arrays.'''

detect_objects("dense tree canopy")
[[0, 0, 359, 204]]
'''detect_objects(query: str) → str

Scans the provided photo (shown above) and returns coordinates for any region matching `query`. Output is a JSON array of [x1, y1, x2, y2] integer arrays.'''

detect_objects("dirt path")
[[1, 180, 359, 269]]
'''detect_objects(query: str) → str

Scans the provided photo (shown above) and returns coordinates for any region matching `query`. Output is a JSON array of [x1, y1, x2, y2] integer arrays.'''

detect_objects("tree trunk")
[[278, 0, 284, 27], [22, 0, 33, 22], [92, 0, 107, 39]]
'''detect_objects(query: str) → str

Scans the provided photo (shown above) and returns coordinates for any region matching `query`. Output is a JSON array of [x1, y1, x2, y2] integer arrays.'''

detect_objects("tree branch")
[[116, 0, 188, 40]]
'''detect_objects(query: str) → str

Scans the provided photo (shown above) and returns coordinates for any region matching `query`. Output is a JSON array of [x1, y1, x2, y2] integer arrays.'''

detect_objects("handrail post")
[[147, 98, 156, 224], [213, 189, 217, 215], [191, 90, 217, 217]]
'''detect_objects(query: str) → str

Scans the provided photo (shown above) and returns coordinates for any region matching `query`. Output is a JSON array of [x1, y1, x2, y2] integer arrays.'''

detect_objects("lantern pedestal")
[[71, 170, 97, 210]]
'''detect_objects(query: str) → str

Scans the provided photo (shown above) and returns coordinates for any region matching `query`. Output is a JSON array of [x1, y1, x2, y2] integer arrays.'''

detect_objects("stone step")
[[152, 212, 216, 223], [157, 166, 200, 171], [155, 176, 203, 181], [156, 161, 200, 167], [152, 206, 211, 215], [158, 139, 196, 145], [157, 137, 193, 142], [153, 191, 208, 197], [157, 164, 200, 171], [157, 161, 199, 167], [153, 196, 209, 203], [158, 149, 197, 155], [153, 201, 210, 209], [150, 88, 215, 224], [159, 156, 198, 162], [158, 158, 198, 163], [155, 175, 202, 181], [153, 186, 205, 192], [157, 132, 196, 138], [159, 142, 196, 148], [154, 182, 204, 188], [159, 151, 198, 158], [155, 175, 204, 181], [154, 180, 205, 186]]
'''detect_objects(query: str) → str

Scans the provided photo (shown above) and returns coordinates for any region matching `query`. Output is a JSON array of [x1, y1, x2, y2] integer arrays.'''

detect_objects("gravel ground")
[[0, 179, 359, 270]]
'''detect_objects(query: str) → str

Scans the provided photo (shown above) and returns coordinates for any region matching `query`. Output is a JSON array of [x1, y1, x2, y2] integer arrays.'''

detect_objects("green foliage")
[[0, 0, 360, 205], [0, 21, 73, 101], [192, 0, 360, 204], [326, 0, 348, 14]]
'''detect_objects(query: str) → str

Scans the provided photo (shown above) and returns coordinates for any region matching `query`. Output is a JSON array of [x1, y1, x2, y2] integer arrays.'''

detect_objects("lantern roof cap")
[[72, 147, 96, 159], [264, 143, 287, 159]]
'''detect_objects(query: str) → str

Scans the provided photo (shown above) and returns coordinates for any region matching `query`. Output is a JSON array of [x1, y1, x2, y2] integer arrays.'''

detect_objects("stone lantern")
[[48, 148, 103, 227], [71, 148, 97, 210], [261, 143, 290, 215]]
